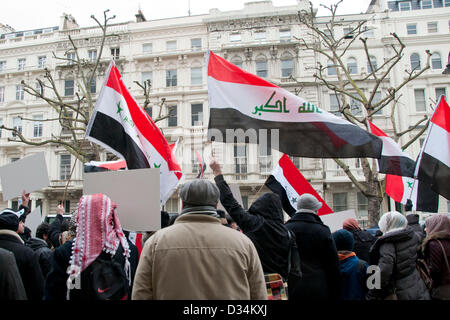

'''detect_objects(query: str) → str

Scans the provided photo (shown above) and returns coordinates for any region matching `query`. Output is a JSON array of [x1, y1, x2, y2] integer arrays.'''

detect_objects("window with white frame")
[[142, 71, 152, 85], [406, 23, 417, 35], [191, 103, 203, 126], [230, 33, 241, 42], [66, 52, 75, 65], [431, 52, 442, 69], [38, 56, 46, 68], [280, 29, 291, 42], [347, 57, 358, 74], [18, 58, 26, 71], [234, 144, 248, 180], [110, 47, 120, 59], [0, 86, 4, 103], [190, 38, 201, 51], [191, 67, 202, 85], [329, 94, 341, 116], [88, 49, 97, 62], [168, 105, 177, 127], [90, 77, 96, 94], [428, 22, 438, 33], [254, 30, 266, 40], [166, 40, 177, 51], [60, 154, 71, 180], [142, 43, 152, 54], [399, 1, 412, 11], [281, 57, 294, 77], [33, 115, 43, 137], [256, 59, 268, 78], [446, 0, 450, 6], [166, 69, 177, 87], [64, 80, 74, 96], [0, 119, 2, 138], [61, 111, 73, 134], [367, 56, 377, 73], [410, 53, 421, 71], [35, 82, 43, 98], [372, 91, 383, 115], [16, 84, 24, 100], [357, 192, 368, 217], [343, 27, 353, 38], [327, 60, 337, 76], [0, 61, 6, 72], [421, 0, 433, 9], [435, 87, 446, 101], [363, 26, 374, 38], [12, 117, 22, 137], [333, 193, 348, 212], [414, 89, 426, 112], [350, 98, 363, 116], [258, 143, 272, 175]]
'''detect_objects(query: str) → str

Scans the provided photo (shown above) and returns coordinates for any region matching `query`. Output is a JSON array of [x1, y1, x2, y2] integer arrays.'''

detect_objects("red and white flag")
[[86, 61, 183, 205], [265, 154, 333, 216], [207, 51, 382, 159], [414, 96, 450, 200]]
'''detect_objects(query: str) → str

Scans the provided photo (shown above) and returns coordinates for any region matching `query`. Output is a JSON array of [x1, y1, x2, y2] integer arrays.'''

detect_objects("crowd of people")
[[0, 159, 449, 301]]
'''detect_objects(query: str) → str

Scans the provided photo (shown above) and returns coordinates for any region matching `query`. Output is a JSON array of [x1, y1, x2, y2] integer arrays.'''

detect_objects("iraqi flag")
[[414, 96, 450, 200], [84, 159, 127, 173], [85, 60, 183, 205], [265, 154, 333, 216], [368, 121, 415, 177], [207, 51, 382, 159]]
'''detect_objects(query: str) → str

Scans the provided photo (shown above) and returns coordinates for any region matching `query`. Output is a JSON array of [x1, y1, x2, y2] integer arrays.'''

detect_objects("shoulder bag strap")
[[287, 230, 292, 276], [436, 240, 450, 273]]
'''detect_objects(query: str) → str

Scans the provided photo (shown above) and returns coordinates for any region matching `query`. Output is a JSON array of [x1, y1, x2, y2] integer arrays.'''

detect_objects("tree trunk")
[[367, 195, 382, 228]]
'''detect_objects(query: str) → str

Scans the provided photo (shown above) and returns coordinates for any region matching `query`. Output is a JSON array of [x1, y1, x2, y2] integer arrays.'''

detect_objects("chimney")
[[59, 13, 79, 30]]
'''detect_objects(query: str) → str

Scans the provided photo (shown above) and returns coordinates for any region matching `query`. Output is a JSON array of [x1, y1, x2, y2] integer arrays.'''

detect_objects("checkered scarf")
[[66, 194, 130, 297]]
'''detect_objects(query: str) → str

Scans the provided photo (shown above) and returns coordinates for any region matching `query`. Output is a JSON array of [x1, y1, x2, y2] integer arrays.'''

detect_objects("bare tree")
[[1, 10, 173, 164], [296, 1, 431, 226]]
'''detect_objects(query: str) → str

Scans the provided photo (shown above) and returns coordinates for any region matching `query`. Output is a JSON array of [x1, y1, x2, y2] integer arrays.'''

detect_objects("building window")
[[256, 59, 268, 78], [258, 144, 272, 175], [142, 43, 152, 54], [145, 107, 152, 118], [399, 1, 412, 11], [406, 23, 417, 35], [347, 57, 358, 74], [38, 56, 46, 68], [327, 60, 337, 75], [168, 105, 177, 127], [242, 196, 249, 210], [33, 115, 43, 137], [421, 0, 433, 9], [191, 103, 203, 126], [289, 155, 301, 169], [166, 69, 177, 87], [231, 57, 243, 69], [428, 22, 438, 33], [414, 89, 426, 112], [350, 98, 363, 116], [18, 58, 26, 71], [410, 53, 421, 71], [61, 111, 73, 134], [166, 40, 177, 51], [60, 154, 71, 180], [90, 77, 96, 93], [35, 82, 43, 98], [190, 38, 201, 51], [0, 87, 4, 103], [142, 71, 152, 85], [63, 200, 70, 213], [431, 52, 442, 69], [333, 192, 348, 212], [88, 49, 97, 62], [16, 84, 24, 100], [0, 119, 2, 138], [343, 27, 354, 38], [165, 198, 179, 213], [234, 144, 248, 180], [65, 80, 74, 96], [12, 117, 22, 137], [446, 0, 450, 6], [329, 94, 341, 116], [373, 91, 383, 115], [281, 58, 294, 77], [367, 56, 377, 73], [230, 33, 241, 42], [66, 52, 75, 65], [254, 30, 266, 40], [0, 61, 6, 72], [110, 47, 120, 59], [280, 29, 291, 42], [435, 87, 446, 101], [357, 192, 368, 217], [363, 26, 374, 38], [191, 67, 202, 85]]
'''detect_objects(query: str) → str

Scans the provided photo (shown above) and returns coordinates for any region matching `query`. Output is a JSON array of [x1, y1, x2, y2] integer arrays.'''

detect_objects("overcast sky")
[[1, 0, 372, 31]]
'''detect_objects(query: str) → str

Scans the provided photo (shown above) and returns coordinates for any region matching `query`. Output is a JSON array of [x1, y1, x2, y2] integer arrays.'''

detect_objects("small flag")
[[84, 159, 127, 172], [265, 154, 333, 216], [195, 150, 206, 178]]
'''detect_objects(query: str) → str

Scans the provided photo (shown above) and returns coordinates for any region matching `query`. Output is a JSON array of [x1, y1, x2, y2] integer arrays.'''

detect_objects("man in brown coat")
[[132, 179, 267, 300]]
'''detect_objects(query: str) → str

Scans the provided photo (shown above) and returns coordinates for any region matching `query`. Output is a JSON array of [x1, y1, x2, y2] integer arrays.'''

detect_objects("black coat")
[[0, 247, 27, 300], [350, 229, 377, 263], [25, 237, 53, 278], [48, 214, 65, 248], [368, 227, 430, 300], [0, 230, 44, 300], [285, 211, 341, 300], [406, 214, 425, 243], [214, 175, 301, 283]]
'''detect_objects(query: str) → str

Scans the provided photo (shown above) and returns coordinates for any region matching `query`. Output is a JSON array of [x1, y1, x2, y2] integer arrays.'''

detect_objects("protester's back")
[[343, 218, 376, 262]]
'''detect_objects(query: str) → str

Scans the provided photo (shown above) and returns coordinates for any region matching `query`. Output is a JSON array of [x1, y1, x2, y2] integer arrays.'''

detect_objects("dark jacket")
[[0, 229, 44, 300], [0, 247, 27, 300], [25, 237, 53, 278], [214, 175, 301, 284], [338, 253, 368, 300], [48, 214, 65, 248], [368, 227, 430, 300], [350, 229, 377, 262], [285, 211, 341, 300], [406, 214, 425, 243], [44, 239, 137, 300], [422, 232, 450, 291]]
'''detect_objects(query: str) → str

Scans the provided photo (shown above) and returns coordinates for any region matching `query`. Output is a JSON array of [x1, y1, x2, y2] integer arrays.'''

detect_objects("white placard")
[[25, 206, 42, 237], [0, 153, 50, 201], [83, 168, 160, 232], [319, 209, 357, 233], [217, 183, 243, 212]]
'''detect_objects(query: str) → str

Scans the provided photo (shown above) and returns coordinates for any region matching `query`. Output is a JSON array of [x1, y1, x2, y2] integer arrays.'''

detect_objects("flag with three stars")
[[265, 154, 333, 216], [85, 60, 183, 206]]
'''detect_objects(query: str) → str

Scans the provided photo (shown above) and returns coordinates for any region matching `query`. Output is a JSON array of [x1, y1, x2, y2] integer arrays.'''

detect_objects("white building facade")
[[0, 0, 448, 226]]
